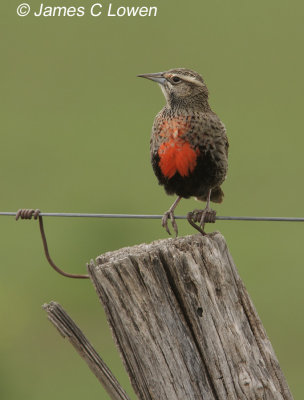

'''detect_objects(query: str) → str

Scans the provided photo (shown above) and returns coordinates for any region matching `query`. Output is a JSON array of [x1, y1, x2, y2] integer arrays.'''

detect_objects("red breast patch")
[[157, 117, 199, 179]]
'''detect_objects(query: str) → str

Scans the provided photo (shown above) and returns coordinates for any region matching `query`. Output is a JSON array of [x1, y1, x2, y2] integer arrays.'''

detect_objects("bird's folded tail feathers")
[[196, 186, 224, 203]]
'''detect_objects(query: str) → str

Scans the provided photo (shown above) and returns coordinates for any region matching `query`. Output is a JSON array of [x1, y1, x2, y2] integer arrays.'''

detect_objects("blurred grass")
[[0, 0, 303, 398]]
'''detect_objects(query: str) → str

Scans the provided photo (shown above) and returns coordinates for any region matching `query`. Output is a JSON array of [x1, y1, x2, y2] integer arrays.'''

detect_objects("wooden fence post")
[[87, 232, 293, 400]]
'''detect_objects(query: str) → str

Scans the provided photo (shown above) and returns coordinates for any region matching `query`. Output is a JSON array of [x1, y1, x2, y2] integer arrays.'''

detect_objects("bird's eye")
[[172, 76, 181, 83]]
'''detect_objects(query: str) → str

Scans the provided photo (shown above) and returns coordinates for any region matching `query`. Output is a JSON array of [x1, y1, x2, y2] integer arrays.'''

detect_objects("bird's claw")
[[162, 210, 178, 237], [187, 208, 216, 235]]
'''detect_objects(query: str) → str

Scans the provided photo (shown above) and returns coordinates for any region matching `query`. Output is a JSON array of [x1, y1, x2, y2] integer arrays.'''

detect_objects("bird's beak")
[[137, 72, 166, 85]]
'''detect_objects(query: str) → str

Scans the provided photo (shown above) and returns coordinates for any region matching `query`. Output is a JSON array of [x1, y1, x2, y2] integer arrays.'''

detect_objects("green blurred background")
[[1, 0, 303, 398]]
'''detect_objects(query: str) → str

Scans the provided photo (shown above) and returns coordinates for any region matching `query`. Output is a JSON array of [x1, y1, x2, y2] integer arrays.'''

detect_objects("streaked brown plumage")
[[138, 68, 228, 235]]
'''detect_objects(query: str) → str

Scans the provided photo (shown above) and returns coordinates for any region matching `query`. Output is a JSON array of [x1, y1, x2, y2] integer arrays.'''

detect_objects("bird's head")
[[138, 68, 210, 110]]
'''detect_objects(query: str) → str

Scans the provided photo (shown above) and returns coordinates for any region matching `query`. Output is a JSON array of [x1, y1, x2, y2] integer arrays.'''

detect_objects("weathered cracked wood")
[[43, 301, 131, 400], [88, 232, 293, 400]]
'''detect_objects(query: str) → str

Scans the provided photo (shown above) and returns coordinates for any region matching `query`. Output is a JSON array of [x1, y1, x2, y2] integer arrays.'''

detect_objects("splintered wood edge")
[[42, 301, 131, 400], [94, 232, 221, 266], [88, 232, 293, 400], [88, 234, 222, 399]]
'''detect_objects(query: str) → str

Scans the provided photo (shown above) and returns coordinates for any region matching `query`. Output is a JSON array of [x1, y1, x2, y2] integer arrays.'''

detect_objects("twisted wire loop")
[[16, 209, 89, 279], [190, 209, 217, 224], [16, 208, 41, 220], [187, 209, 217, 235]]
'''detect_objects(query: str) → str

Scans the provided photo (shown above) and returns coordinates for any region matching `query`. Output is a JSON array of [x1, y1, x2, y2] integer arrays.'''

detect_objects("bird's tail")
[[196, 186, 224, 203]]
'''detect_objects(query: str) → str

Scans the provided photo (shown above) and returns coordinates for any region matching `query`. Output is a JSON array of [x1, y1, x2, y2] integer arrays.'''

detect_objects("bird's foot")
[[187, 208, 216, 235], [162, 210, 178, 237]]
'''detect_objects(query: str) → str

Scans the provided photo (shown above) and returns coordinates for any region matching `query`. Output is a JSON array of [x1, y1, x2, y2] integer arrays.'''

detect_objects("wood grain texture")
[[88, 232, 293, 400], [43, 301, 131, 400]]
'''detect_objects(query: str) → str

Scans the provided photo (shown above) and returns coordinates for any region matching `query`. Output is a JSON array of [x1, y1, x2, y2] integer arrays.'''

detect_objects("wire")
[[11, 208, 304, 281], [1, 211, 304, 222]]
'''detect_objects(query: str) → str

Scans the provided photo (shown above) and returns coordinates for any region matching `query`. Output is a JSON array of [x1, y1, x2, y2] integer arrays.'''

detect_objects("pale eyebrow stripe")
[[166, 73, 205, 87], [180, 75, 205, 86]]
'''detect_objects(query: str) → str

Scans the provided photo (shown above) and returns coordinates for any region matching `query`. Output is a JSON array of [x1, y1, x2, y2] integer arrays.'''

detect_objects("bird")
[[138, 68, 228, 236]]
